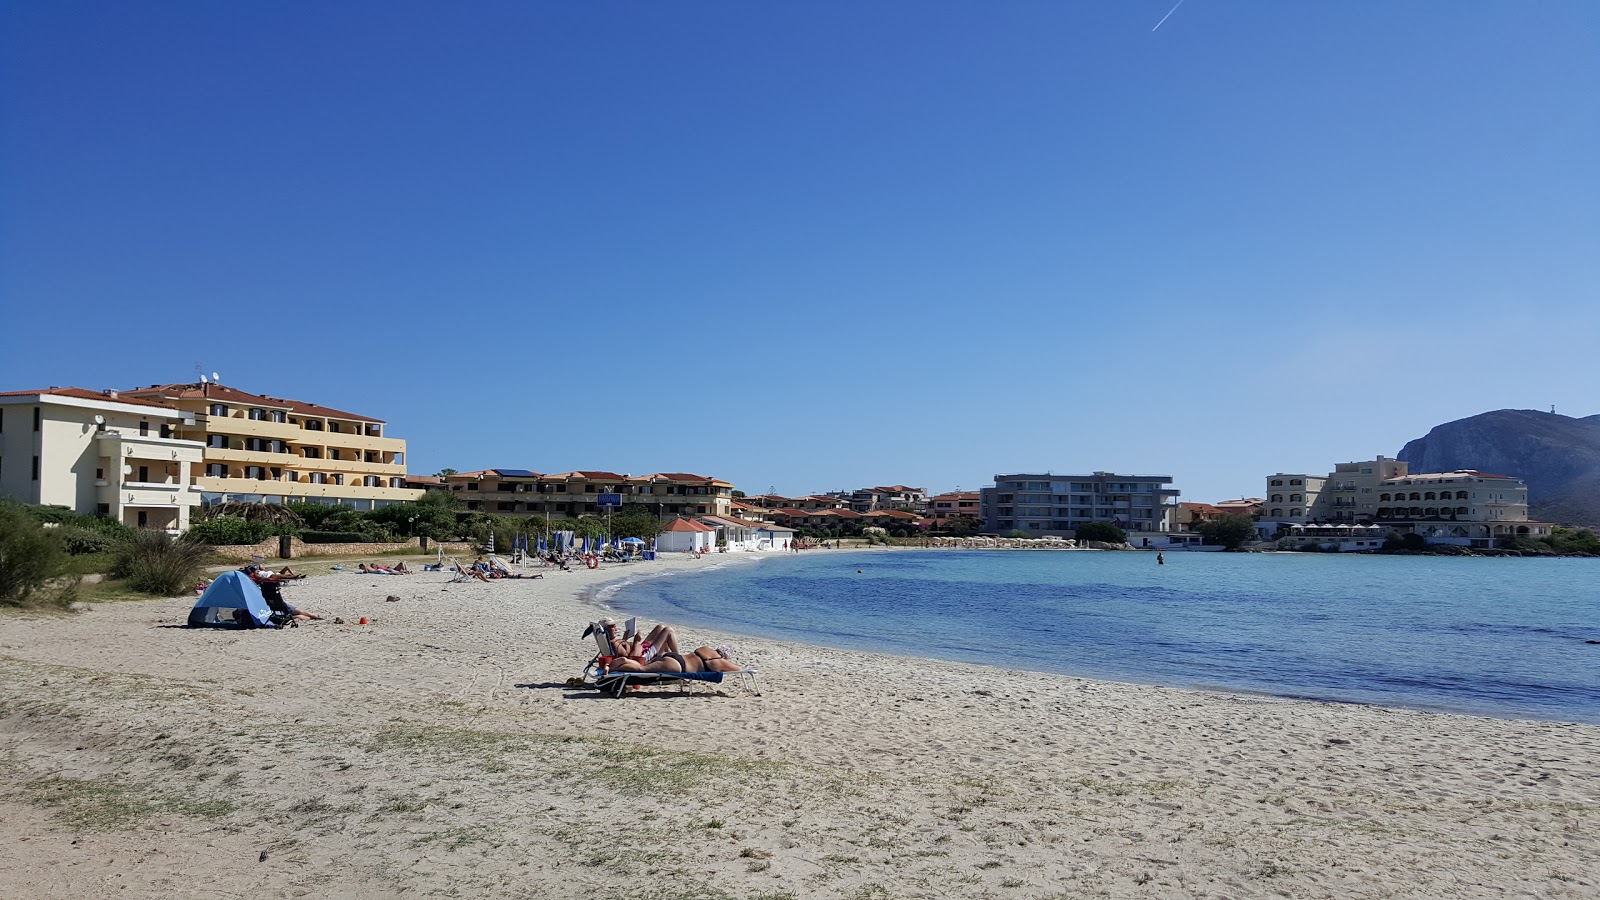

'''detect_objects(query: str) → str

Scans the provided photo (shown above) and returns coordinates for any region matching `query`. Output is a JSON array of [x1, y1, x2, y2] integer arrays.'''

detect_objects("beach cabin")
[[698, 515, 762, 551], [656, 517, 716, 553], [754, 523, 797, 551]]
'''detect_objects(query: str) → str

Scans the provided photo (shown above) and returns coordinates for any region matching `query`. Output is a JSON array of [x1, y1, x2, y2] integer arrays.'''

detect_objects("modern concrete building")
[[979, 472, 1180, 538], [0, 388, 206, 532], [120, 382, 423, 510], [442, 470, 734, 520]]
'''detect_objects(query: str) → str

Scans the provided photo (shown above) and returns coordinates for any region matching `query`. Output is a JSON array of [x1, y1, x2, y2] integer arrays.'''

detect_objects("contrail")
[[1152, 0, 1186, 31]]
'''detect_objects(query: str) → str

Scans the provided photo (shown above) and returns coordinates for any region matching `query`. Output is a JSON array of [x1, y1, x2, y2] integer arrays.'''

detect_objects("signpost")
[[597, 494, 622, 548]]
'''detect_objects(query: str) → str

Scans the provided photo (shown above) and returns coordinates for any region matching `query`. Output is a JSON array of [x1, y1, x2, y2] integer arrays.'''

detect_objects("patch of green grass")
[[20, 775, 235, 829]]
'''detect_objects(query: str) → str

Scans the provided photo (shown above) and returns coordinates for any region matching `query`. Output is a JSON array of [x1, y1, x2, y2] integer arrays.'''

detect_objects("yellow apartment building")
[[443, 469, 734, 520], [121, 382, 423, 510]]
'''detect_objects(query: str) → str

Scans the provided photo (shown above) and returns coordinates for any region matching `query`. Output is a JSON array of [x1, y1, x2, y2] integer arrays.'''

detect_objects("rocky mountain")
[[1397, 409, 1600, 525]]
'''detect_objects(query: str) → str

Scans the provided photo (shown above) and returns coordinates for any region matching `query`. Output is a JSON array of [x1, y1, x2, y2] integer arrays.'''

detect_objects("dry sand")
[[2, 551, 1597, 899]]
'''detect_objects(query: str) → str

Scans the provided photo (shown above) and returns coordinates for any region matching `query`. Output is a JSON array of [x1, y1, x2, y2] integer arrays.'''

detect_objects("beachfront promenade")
[[2, 553, 1596, 899]]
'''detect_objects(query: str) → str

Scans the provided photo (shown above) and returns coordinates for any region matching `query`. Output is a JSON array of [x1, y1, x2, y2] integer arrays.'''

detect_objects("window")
[[206, 463, 227, 477], [1290, 494, 1302, 502], [1271, 494, 1283, 502], [1270, 480, 1282, 487], [139, 420, 149, 436], [249, 408, 266, 420], [304, 420, 323, 431], [1290, 508, 1301, 517], [208, 404, 228, 416], [1290, 479, 1302, 485], [328, 422, 340, 433], [329, 449, 341, 461], [497, 501, 517, 511], [138, 466, 149, 482], [159, 423, 171, 438], [272, 410, 287, 423], [1270, 508, 1283, 517], [303, 447, 320, 459], [96, 468, 104, 479], [33, 455, 41, 480], [137, 511, 148, 528]]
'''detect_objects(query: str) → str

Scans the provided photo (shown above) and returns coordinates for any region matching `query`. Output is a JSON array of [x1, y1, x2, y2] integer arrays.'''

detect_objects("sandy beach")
[[2, 552, 1596, 900]]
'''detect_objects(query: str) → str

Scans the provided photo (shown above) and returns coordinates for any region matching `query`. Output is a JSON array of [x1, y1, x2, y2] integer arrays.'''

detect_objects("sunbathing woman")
[[603, 625, 740, 674]]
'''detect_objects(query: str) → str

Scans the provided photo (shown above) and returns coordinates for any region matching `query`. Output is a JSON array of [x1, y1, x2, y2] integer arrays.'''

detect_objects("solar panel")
[[493, 469, 538, 478]]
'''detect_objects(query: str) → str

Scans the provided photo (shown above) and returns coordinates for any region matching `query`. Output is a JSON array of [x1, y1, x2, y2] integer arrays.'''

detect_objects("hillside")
[[1396, 409, 1600, 525]]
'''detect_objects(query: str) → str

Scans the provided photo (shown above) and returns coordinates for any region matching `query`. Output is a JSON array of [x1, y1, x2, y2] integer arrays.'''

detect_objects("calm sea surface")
[[601, 550, 1600, 724]]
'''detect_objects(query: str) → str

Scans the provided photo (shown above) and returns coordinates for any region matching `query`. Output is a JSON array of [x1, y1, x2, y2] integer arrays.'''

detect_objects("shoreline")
[[3, 554, 1597, 898]]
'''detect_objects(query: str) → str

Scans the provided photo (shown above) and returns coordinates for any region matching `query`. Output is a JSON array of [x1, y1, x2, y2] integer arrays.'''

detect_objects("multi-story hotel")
[[1263, 457, 1406, 525], [120, 382, 423, 510], [442, 469, 734, 520], [1261, 456, 1549, 547], [980, 472, 1180, 537], [0, 387, 206, 532]]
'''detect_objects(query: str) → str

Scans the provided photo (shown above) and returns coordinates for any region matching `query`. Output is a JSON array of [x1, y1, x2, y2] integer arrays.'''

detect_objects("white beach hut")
[[655, 517, 716, 553]]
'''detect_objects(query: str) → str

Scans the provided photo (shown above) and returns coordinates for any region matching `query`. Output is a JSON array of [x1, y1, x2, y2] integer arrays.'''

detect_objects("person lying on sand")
[[244, 565, 322, 622]]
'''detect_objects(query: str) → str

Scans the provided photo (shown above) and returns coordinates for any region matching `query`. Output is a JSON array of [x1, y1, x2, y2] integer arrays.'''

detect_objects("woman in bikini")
[[601, 625, 740, 674]]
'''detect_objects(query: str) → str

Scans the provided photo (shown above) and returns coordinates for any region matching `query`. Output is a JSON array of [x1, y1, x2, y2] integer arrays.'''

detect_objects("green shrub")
[[300, 530, 385, 544], [115, 530, 211, 596], [55, 524, 122, 555], [187, 516, 275, 546], [1073, 522, 1127, 544], [0, 503, 71, 605]]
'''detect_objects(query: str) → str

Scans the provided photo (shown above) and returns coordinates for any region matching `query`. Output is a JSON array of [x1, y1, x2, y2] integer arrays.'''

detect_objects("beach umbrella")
[[621, 537, 645, 544]]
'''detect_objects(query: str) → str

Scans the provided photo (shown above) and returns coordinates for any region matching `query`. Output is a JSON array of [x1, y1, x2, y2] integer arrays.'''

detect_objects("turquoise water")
[[603, 550, 1600, 723]]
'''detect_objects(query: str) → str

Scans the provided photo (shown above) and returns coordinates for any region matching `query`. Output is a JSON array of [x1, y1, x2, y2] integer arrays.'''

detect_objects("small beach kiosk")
[[655, 517, 716, 553]]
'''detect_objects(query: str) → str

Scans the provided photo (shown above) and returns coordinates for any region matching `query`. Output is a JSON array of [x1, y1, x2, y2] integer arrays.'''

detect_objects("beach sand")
[[2, 552, 1596, 899]]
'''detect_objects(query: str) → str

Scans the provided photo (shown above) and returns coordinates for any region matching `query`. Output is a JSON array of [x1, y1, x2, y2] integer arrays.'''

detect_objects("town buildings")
[[0, 388, 206, 532], [121, 383, 423, 510], [979, 472, 1180, 540], [1260, 457, 1549, 547], [441, 470, 734, 520], [925, 491, 981, 529]]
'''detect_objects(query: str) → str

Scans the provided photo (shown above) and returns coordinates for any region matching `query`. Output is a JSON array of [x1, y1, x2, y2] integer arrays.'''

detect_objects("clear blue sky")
[[3, 2, 1596, 501]]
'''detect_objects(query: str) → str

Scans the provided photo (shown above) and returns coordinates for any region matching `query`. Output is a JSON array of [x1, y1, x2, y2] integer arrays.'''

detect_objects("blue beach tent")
[[188, 570, 275, 628]]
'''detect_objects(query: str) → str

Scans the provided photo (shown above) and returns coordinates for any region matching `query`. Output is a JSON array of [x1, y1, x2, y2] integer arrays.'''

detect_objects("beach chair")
[[578, 621, 760, 698]]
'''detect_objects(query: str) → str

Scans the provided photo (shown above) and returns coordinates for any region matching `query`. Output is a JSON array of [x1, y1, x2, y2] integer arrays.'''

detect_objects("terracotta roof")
[[649, 472, 728, 484], [661, 517, 715, 533], [770, 508, 812, 517], [0, 387, 183, 411], [865, 509, 920, 519], [122, 383, 382, 423]]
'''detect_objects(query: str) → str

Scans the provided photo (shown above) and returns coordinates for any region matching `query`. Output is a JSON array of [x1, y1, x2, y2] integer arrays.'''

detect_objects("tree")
[[1074, 522, 1126, 544], [944, 515, 980, 537], [1199, 514, 1257, 550], [435, 468, 457, 477], [731, 489, 746, 498]]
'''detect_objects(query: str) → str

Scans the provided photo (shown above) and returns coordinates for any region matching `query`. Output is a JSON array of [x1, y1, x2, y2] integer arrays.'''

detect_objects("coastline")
[[2, 554, 1597, 899]]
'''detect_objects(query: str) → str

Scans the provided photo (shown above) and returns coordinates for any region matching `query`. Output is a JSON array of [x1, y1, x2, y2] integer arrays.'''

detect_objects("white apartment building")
[[0, 388, 206, 532]]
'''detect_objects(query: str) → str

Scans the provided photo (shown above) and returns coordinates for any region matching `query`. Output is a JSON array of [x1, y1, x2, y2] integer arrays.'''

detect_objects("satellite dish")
[[212, 372, 220, 382], [199, 374, 208, 384], [93, 414, 105, 425]]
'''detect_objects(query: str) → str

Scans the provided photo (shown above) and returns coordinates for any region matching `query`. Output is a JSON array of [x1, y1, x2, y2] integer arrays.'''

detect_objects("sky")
[[3, 2, 1597, 502]]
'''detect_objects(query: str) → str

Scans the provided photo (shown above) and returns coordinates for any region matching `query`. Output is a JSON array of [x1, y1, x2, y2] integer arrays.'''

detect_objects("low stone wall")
[[209, 536, 473, 561]]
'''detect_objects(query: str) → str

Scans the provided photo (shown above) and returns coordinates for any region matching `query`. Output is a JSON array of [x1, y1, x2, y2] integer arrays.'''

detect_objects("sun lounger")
[[590, 667, 761, 698], [578, 620, 759, 698]]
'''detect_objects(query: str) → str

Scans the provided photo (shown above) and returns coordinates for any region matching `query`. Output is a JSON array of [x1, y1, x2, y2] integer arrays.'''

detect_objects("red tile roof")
[[662, 517, 715, 532], [0, 387, 180, 410], [122, 383, 382, 423]]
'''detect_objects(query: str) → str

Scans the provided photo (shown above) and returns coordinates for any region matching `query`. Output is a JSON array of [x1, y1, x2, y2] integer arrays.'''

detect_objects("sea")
[[597, 549, 1600, 724]]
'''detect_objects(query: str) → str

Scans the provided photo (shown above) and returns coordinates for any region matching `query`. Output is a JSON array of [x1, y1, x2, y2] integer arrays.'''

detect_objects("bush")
[[1073, 522, 1126, 544], [187, 516, 276, 546], [114, 530, 211, 597], [54, 524, 122, 555], [0, 503, 71, 605], [301, 530, 386, 544]]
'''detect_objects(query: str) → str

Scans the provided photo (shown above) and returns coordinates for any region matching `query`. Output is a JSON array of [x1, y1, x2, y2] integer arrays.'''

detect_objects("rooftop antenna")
[[1551, 404, 1557, 415]]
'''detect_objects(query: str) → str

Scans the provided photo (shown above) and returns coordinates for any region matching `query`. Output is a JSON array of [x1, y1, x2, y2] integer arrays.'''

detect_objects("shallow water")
[[604, 550, 1600, 723]]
